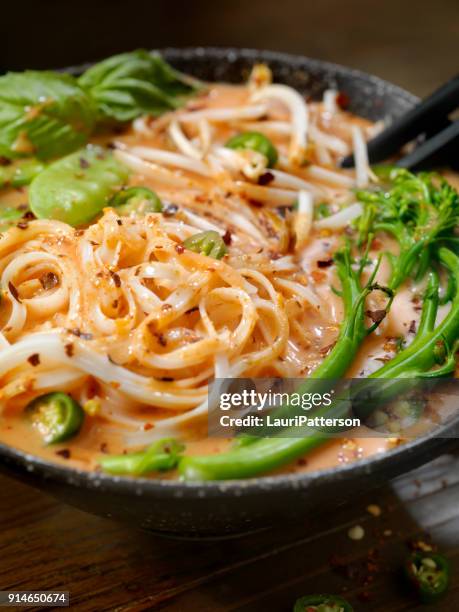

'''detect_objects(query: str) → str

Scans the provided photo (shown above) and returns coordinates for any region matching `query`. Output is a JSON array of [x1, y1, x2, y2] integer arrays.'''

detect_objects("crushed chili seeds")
[[39, 272, 59, 290], [8, 282, 20, 302], [175, 244, 185, 254], [79, 157, 90, 169], [16, 221, 29, 230], [22, 210, 36, 220], [27, 353, 40, 366], [156, 333, 167, 347], [257, 171, 274, 186], [143, 423, 154, 431], [161, 303, 173, 311], [100, 442, 108, 453], [116, 219, 123, 226], [64, 343, 75, 357], [0, 156, 11, 166], [55, 449, 71, 459], [409, 320, 417, 334]]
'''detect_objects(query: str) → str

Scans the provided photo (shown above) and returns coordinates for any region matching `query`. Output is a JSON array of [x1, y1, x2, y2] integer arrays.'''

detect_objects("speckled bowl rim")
[[1, 46, 457, 499]]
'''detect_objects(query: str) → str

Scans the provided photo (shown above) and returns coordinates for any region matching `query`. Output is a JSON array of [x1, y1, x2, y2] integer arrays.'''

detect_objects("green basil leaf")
[[78, 50, 200, 122], [29, 145, 129, 226], [0, 71, 96, 161]]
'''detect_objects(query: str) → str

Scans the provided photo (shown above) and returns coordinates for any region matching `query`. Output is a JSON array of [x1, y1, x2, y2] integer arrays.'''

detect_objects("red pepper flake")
[[163, 203, 178, 217], [116, 219, 123, 226], [222, 229, 232, 245], [100, 442, 108, 453], [67, 328, 93, 341], [39, 272, 59, 290], [27, 353, 40, 366], [79, 157, 90, 169], [317, 258, 333, 268], [8, 282, 20, 302], [16, 221, 29, 230], [258, 171, 275, 186], [156, 333, 167, 347], [337, 91, 350, 109], [408, 319, 417, 334], [175, 244, 185, 254], [0, 156, 11, 166], [161, 376, 174, 382], [22, 210, 36, 220], [110, 271, 121, 288], [55, 449, 71, 459], [64, 343, 75, 357], [365, 309, 387, 324], [143, 423, 154, 431], [161, 303, 173, 312]]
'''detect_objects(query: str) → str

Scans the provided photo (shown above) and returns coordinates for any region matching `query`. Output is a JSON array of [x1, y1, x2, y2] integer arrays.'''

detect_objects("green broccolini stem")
[[179, 248, 459, 480]]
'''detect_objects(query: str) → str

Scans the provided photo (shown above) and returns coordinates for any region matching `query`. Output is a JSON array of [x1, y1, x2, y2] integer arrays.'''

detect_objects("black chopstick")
[[341, 73, 459, 168], [396, 120, 459, 171]]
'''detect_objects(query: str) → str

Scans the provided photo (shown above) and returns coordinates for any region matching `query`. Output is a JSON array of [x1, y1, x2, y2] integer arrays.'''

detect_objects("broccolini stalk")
[[179, 248, 459, 480], [356, 168, 459, 289]]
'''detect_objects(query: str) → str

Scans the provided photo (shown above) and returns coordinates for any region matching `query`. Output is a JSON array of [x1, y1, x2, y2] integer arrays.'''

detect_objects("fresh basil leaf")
[[0, 71, 96, 161], [78, 50, 200, 122], [29, 145, 129, 226]]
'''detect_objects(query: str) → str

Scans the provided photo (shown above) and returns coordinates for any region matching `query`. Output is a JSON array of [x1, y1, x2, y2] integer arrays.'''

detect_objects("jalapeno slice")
[[404, 552, 450, 603], [183, 230, 227, 259], [26, 392, 85, 444], [99, 438, 184, 475], [110, 186, 162, 216], [226, 131, 278, 167], [293, 594, 353, 612]]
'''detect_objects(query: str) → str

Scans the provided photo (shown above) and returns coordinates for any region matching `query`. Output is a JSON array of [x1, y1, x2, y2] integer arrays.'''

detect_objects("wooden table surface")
[[1, 453, 459, 611]]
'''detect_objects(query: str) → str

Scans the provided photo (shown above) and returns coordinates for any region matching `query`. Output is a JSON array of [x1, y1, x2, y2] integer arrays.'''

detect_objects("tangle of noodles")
[[0, 65, 426, 473]]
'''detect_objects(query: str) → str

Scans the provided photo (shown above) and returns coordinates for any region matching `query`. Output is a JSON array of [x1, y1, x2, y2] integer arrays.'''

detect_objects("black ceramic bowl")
[[1, 48, 458, 539]]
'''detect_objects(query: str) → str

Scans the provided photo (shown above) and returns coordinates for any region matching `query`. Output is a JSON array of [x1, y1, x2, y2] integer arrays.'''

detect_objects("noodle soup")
[[0, 52, 457, 480]]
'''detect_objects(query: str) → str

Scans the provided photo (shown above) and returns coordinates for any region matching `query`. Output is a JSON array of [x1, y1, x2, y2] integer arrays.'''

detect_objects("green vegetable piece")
[[404, 552, 450, 603], [183, 230, 227, 259], [0, 207, 25, 232], [26, 392, 84, 444], [110, 186, 162, 216], [293, 594, 354, 611], [226, 131, 278, 167], [99, 438, 184, 475], [78, 50, 200, 123], [0, 158, 46, 189], [29, 145, 129, 226], [0, 71, 95, 160]]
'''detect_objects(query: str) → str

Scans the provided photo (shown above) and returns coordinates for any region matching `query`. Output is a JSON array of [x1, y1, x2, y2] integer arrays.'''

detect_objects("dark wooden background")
[[2, 0, 458, 96], [1, 1, 459, 609], [1, 454, 459, 610]]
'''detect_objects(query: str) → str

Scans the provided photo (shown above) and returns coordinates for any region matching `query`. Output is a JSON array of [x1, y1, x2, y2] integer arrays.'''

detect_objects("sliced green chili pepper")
[[99, 438, 184, 475], [226, 131, 278, 167], [110, 186, 162, 216], [404, 552, 450, 603], [0, 207, 26, 232], [26, 392, 84, 444], [0, 159, 46, 189], [293, 594, 354, 612], [183, 230, 227, 259]]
